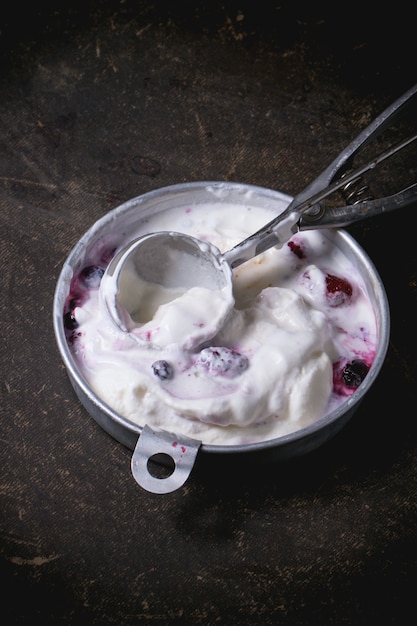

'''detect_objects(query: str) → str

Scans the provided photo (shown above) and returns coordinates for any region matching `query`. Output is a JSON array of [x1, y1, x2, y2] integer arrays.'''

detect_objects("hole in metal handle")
[[131, 425, 201, 494]]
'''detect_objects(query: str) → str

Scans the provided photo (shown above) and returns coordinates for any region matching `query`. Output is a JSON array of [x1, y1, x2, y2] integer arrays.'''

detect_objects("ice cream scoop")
[[101, 231, 234, 339], [103, 83, 417, 337]]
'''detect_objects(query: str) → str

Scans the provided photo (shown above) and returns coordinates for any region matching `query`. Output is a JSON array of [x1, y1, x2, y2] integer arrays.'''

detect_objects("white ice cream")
[[65, 198, 377, 445]]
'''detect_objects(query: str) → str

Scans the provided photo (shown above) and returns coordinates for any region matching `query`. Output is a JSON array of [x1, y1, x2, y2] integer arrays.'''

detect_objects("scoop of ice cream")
[[130, 285, 233, 350], [102, 247, 234, 350]]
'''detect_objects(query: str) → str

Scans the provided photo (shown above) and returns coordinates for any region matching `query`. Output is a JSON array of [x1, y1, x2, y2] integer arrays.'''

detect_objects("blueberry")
[[152, 360, 174, 380], [342, 360, 369, 388], [80, 265, 105, 289], [197, 347, 249, 378]]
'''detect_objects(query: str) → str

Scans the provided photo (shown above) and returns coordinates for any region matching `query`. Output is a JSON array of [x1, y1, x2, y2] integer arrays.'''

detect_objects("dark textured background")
[[1, 2, 416, 624]]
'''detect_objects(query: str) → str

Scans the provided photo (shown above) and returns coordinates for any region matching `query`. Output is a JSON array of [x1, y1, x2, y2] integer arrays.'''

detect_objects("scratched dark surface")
[[1, 2, 416, 624]]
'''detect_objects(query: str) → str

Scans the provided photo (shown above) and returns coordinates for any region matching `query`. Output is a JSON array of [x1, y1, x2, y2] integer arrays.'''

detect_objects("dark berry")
[[342, 359, 369, 388], [63, 298, 80, 330], [197, 346, 249, 378], [152, 360, 174, 380], [287, 240, 305, 259], [80, 265, 105, 289], [325, 273, 353, 307], [64, 310, 78, 330]]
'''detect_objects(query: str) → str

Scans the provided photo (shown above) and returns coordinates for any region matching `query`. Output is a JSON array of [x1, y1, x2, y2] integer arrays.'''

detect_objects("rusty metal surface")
[[1, 3, 416, 624]]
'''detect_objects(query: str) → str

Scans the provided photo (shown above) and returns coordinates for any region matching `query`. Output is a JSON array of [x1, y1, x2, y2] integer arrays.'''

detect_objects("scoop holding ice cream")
[[100, 231, 234, 350]]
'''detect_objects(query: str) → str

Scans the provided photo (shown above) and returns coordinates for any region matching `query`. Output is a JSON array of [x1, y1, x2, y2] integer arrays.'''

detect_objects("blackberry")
[[63, 298, 79, 330], [64, 310, 79, 330], [197, 346, 249, 378], [342, 360, 369, 388]]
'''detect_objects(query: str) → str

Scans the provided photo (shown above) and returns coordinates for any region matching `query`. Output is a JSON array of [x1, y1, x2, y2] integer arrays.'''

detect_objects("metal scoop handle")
[[299, 183, 417, 230], [224, 82, 417, 269]]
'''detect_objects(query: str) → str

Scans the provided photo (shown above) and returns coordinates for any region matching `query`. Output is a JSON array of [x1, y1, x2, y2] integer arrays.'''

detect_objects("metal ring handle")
[[131, 425, 201, 494]]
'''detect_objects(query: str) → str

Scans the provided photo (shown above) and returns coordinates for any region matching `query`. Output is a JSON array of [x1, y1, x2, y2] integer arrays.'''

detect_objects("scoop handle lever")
[[299, 183, 417, 230], [224, 83, 417, 269]]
